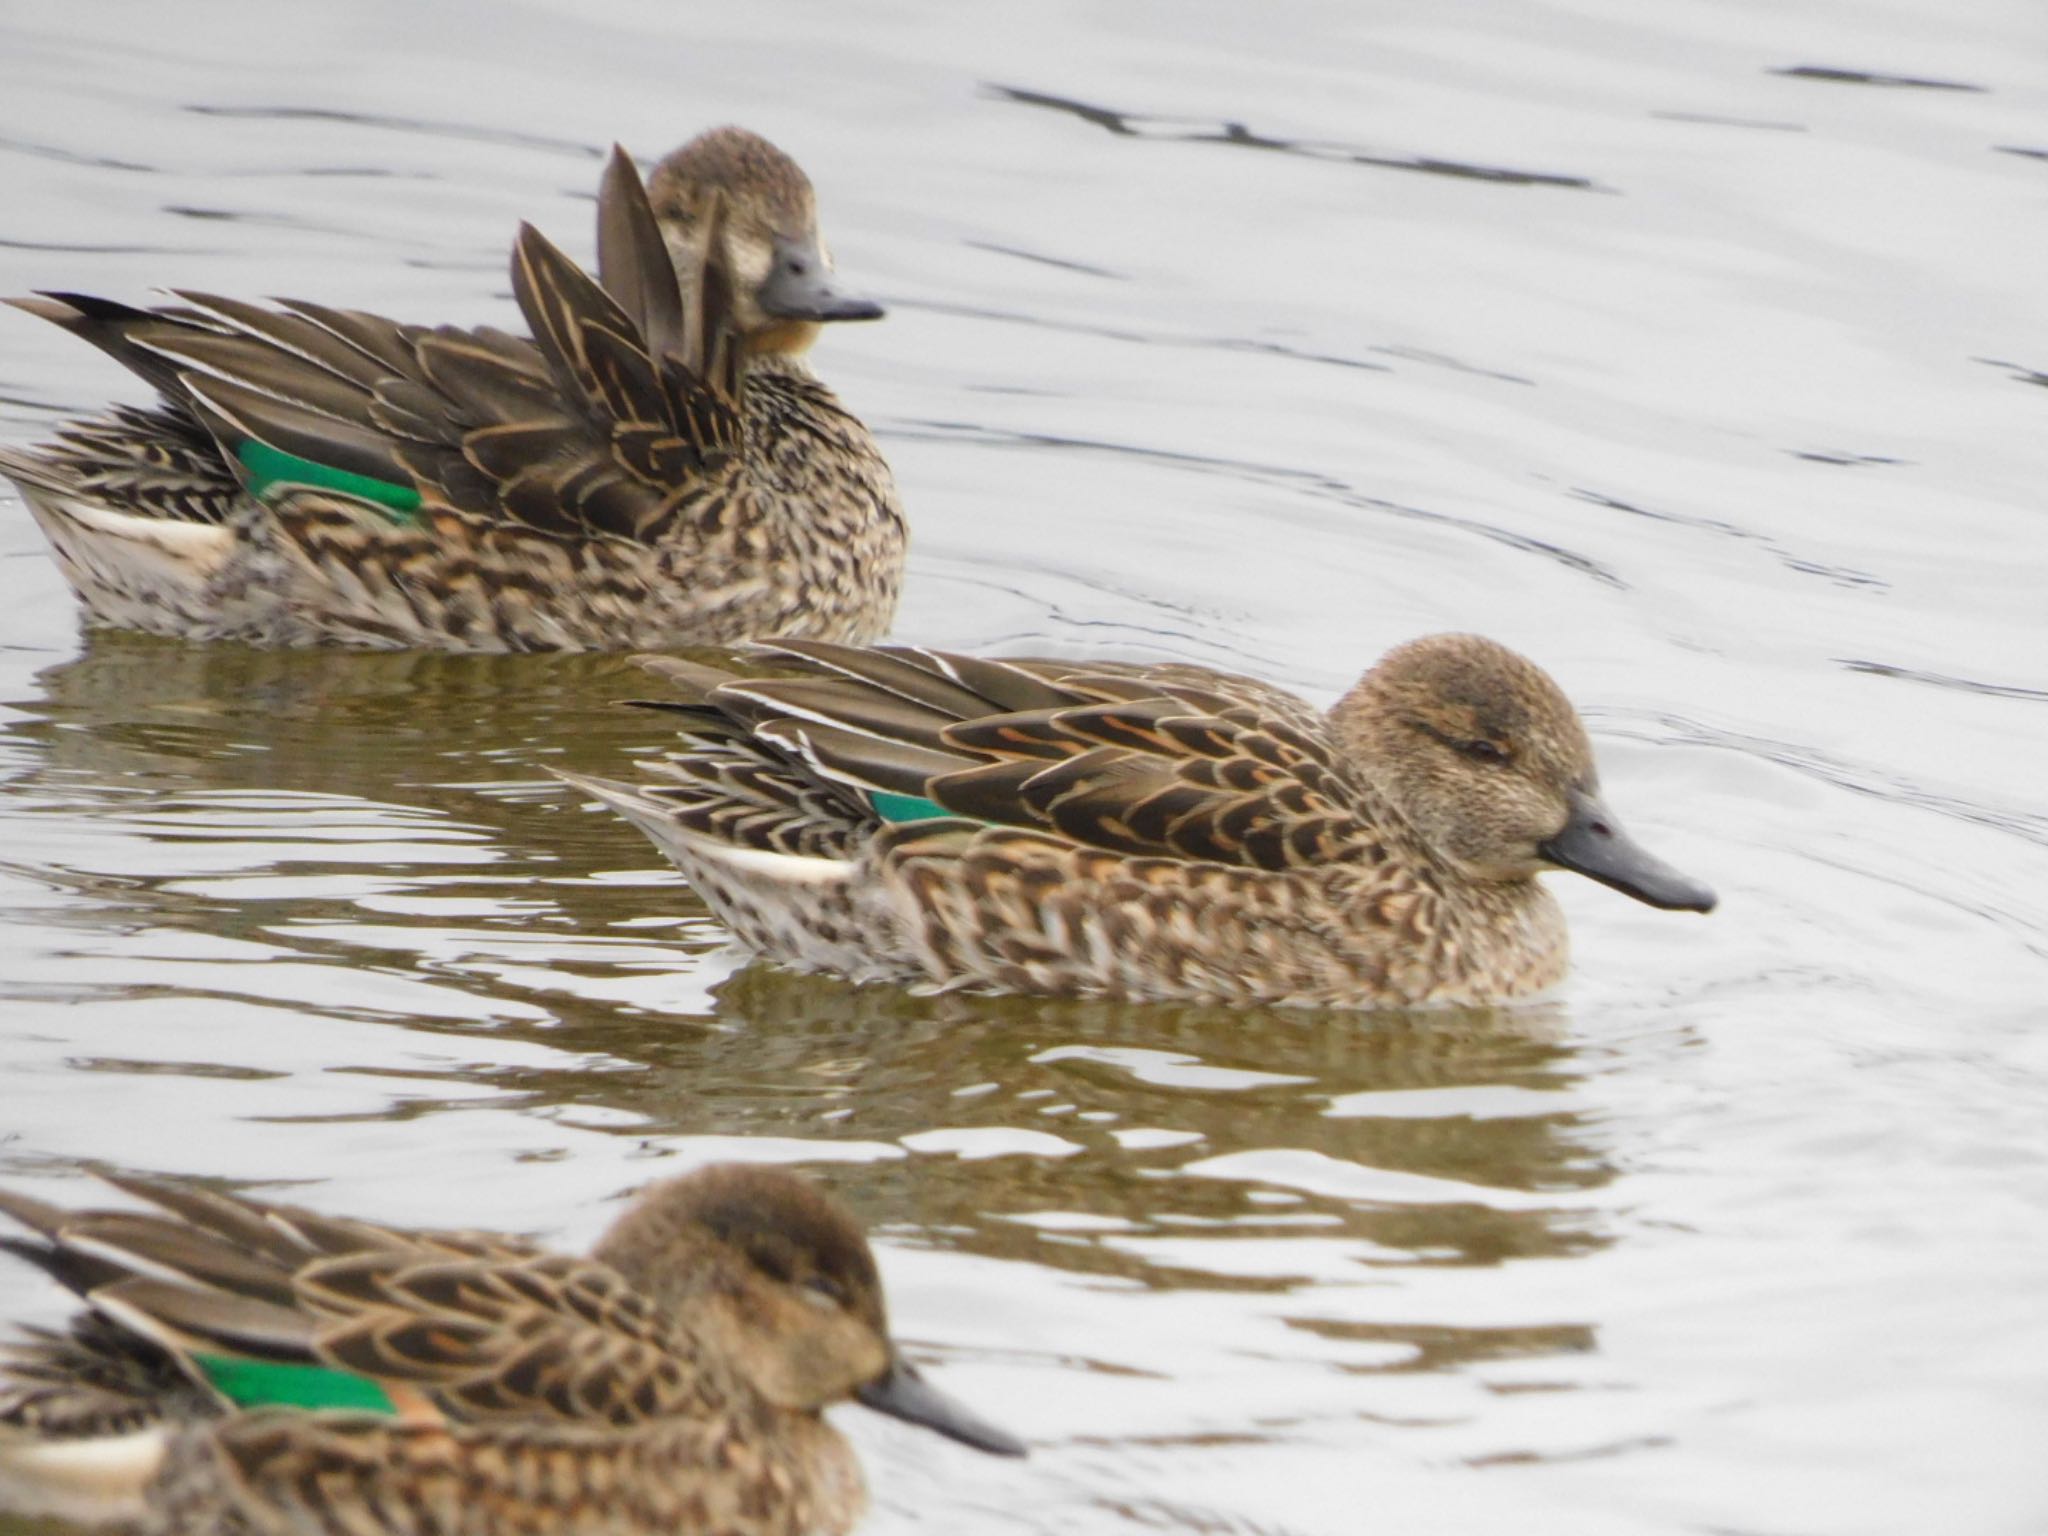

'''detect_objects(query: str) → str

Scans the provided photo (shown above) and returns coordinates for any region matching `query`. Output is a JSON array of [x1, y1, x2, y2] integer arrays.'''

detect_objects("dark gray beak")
[[1540, 787, 1716, 913], [855, 1356, 1027, 1458], [759, 235, 884, 322]]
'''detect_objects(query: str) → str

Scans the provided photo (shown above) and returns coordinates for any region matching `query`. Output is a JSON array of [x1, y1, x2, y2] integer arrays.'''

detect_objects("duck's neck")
[[1325, 785, 1571, 1004], [746, 330, 823, 371], [1372, 868, 1570, 1005], [638, 1412, 866, 1536], [1453, 874, 1570, 1002], [784, 1412, 867, 1536]]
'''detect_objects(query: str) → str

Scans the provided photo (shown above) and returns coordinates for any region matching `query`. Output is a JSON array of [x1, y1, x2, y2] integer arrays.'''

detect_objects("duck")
[[557, 633, 1716, 1008], [0, 127, 905, 651], [0, 1163, 1022, 1535]]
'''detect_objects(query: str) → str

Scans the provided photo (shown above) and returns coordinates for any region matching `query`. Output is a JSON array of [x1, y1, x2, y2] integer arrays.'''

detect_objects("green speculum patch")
[[195, 1352, 400, 1415], [869, 790, 954, 824], [236, 440, 422, 524]]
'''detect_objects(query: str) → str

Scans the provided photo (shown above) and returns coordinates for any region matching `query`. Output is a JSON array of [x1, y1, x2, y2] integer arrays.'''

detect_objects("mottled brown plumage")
[[0, 1166, 1020, 1535], [561, 635, 1716, 1008], [0, 129, 902, 651]]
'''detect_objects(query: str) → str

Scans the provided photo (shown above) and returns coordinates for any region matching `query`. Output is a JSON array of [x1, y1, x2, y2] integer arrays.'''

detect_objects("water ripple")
[[987, 86, 1605, 192]]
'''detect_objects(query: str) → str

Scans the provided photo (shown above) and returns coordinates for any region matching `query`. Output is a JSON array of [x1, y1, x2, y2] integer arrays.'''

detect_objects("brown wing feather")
[[597, 144, 686, 362], [8, 152, 748, 548], [170, 291, 399, 394], [0, 1178, 721, 1432], [294, 1247, 725, 1427], [687, 644, 1375, 872]]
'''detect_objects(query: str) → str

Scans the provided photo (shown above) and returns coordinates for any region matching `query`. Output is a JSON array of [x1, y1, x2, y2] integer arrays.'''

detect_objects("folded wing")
[[668, 642, 1379, 872], [0, 1176, 725, 1433], [4, 146, 745, 549]]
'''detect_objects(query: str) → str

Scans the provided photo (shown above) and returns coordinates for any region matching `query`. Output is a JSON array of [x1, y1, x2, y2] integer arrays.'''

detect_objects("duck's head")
[[594, 1164, 1024, 1456], [646, 127, 882, 357], [1332, 633, 1716, 912]]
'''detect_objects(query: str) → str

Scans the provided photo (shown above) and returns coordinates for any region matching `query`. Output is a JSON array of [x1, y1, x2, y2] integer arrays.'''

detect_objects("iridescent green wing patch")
[[869, 790, 954, 824], [194, 1352, 399, 1415], [235, 440, 422, 525]]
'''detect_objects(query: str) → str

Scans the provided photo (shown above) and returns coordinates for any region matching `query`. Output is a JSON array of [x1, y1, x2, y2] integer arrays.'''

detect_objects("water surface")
[[1, 3, 2044, 1532]]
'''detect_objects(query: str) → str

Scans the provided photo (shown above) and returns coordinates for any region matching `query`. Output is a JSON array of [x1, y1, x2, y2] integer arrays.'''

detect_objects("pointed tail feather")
[[551, 768, 721, 856], [552, 767, 862, 876], [553, 769, 909, 982], [0, 445, 74, 499], [6, 291, 217, 403]]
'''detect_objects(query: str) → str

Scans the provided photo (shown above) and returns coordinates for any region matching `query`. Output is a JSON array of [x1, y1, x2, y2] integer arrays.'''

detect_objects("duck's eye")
[[1456, 738, 1510, 766], [802, 1274, 846, 1309]]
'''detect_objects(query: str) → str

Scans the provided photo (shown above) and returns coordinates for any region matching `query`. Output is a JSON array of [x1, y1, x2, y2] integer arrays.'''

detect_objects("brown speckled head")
[[644, 127, 880, 354], [1330, 633, 1595, 882], [647, 127, 817, 239], [1331, 634, 1714, 912], [595, 1164, 888, 1408], [594, 1165, 1026, 1455]]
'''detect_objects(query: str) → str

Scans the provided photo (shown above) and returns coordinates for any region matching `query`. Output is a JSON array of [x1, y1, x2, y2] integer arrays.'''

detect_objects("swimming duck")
[[559, 634, 1716, 1007], [0, 1164, 1021, 1535], [0, 128, 904, 651]]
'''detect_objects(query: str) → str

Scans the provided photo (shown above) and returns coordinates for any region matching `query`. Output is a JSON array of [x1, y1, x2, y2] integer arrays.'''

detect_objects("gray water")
[[1, 2, 2044, 1532]]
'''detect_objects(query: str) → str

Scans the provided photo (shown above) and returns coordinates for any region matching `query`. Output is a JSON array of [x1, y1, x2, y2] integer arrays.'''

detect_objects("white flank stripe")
[[687, 837, 849, 886], [56, 501, 229, 562], [0, 1430, 164, 1524]]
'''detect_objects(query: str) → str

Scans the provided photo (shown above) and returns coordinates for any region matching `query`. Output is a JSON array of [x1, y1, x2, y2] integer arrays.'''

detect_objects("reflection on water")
[[691, 972, 1605, 1290], [3, 2, 2047, 1533], [11, 637, 1609, 1323]]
